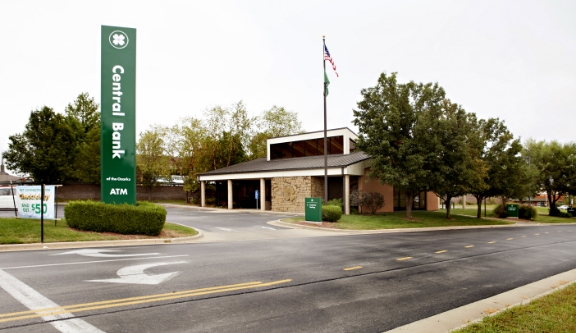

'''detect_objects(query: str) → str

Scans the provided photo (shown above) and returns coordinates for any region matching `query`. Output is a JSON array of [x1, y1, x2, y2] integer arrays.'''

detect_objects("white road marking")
[[1, 255, 189, 270], [260, 226, 276, 230], [87, 261, 187, 285], [216, 227, 232, 232], [54, 249, 159, 258], [0, 269, 105, 333]]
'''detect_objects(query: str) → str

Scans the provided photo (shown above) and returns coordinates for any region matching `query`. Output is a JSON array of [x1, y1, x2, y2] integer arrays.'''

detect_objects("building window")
[[394, 190, 427, 211], [270, 135, 346, 160]]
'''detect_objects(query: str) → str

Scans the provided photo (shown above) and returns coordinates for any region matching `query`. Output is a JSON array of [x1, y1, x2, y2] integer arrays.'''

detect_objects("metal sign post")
[[255, 190, 259, 210], [41, 184, 44, 243], [10, 181, 17, 217]]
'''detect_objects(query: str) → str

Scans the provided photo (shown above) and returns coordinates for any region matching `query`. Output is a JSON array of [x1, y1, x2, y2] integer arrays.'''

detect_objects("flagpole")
[[323, 36, 328, 204]]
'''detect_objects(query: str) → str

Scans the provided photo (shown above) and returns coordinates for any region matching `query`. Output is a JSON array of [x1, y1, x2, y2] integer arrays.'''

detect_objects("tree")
[[248, 106, 303, 159], [422, 100, 487, 219], [468, 118, 531, 218], [523, 140, 576, 216], [353, 72, 447, 219], [136, 127, 170, 200], [4, 106, 76, 183], [200, 102, 251, 170], [64, 93, 100, 137], [64, 93, 101, 183], [73, 125, 101, 184]]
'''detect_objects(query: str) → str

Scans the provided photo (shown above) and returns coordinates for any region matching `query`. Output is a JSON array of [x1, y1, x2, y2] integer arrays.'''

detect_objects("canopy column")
[[200, 181, 206, 207], [227, 180, 233, 209], [260, 178, 266, 211]]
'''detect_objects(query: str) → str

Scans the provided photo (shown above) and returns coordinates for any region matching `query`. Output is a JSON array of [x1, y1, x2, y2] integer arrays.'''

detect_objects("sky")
[[1, 0, 575, 166]]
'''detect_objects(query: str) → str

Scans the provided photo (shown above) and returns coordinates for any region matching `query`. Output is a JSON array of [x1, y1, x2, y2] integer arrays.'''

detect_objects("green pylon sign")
[[100, 25, 137, 205]]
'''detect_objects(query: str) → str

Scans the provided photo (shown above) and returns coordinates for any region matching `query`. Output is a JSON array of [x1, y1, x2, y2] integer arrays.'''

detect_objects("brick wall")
[[358, 169, 395, 213], [56, 184, 187, 201]]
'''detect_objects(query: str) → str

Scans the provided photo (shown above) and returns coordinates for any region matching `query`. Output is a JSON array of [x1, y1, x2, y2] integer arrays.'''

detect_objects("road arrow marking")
[[54, 249, 159, 258], [87, 261, 187, 285]]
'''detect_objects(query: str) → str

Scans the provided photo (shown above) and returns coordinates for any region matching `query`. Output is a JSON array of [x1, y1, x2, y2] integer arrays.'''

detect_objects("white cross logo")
[[109, 30, 129, 49]]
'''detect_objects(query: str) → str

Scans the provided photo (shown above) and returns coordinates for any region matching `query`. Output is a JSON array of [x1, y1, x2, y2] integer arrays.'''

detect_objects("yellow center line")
[[506, 238, 513, 240], [343, 266, 363, 271], [535, 233, 540, 236], [435, 250, 447, 254], [522, 236, 526, 238], [0, 281, 264, 319], [545, 232, 549, 234], [0, 279, 291, 324], [487, 241, 496, 244], [464, 245, 474, 248], [397, 257, 413, 261]]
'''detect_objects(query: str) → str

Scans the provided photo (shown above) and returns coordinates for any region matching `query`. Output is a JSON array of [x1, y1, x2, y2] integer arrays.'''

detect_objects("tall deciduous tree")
[[469, 119, 531, 218], [248, 106, 303, 159], [136, 127, 170, 200], [523, 140, 576, 216], [4, 106, 76, 183], [65, 93, 101, 183], [422, 100, 486, 219], [200, 102, 250, 170], [353, 72, 446, 219], [65, 93, 100, 137]]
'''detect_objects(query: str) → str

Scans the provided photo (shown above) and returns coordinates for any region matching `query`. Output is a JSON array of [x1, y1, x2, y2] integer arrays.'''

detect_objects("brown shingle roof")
[[198, 151, 370, 176]]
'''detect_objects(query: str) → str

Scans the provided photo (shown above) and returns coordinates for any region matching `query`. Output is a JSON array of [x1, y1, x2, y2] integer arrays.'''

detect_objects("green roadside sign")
[[305, 197, 322, 222], [506, 204, 519, 218], [100, 25, 137, 205]]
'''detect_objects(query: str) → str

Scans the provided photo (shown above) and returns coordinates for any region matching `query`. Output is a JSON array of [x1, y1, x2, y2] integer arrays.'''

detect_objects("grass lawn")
[[285, 211, 511, 230], [440, 205, 576, 224], [0, 218, 197, 244], [453, 282, 576, 333]]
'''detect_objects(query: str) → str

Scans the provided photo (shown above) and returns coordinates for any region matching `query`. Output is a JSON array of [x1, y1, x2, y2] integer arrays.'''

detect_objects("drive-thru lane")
[[162, 205, 298, 233], [0, 224, 575, 332]]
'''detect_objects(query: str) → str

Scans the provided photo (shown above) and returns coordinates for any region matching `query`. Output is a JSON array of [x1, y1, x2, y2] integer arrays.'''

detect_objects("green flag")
[[324, 69, 330, 96]]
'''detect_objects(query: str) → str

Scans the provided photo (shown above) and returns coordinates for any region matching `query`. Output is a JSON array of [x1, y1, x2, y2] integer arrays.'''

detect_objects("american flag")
[[324, 44, 339, 77]]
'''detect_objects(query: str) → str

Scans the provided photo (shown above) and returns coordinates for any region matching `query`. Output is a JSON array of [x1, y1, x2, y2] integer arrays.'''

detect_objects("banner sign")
[[15, 186, 56, 219], [101, 25, 137, 205]]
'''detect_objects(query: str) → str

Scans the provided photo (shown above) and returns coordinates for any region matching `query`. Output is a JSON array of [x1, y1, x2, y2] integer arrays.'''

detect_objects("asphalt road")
[[0, 217, 575, 333], [162, 205, 298, 232]]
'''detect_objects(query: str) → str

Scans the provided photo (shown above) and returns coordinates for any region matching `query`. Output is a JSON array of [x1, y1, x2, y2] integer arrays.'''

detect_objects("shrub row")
[[322, 205, 342, 222], [64, 201, 167, 236], [518, 205, 538, 220], [493, 204, 508, 218], [494, 204, 539, 220]]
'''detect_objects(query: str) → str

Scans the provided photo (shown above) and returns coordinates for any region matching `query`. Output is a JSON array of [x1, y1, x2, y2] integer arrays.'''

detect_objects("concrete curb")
[[384, 268, 576, 333], [270, 219, 541, 234], [0, 230, 204, 252]]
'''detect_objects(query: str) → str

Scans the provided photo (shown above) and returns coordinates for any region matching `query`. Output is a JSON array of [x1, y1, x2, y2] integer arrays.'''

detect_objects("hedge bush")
[[326, 198, 343, 209], [518, 204, 538, 220], [64, 201, 167, 236], [322, 205, 342, 222], [493, 204, 508, 218], [557, 211, 573, 218], [350, 190, 384, 214]]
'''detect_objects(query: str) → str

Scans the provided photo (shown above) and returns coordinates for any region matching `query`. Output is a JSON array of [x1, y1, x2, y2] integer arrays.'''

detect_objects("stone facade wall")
[[271, 176, 313, 212], [56, 184, 186, 201], [311, 177, 324, 198]]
